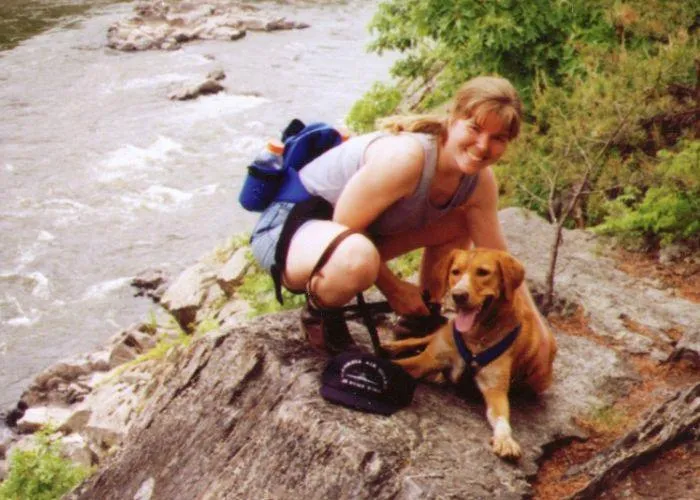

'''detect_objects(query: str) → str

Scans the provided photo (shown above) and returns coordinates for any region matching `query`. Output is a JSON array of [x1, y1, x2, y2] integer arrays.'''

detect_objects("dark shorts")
[[250, 196, 334, 301]]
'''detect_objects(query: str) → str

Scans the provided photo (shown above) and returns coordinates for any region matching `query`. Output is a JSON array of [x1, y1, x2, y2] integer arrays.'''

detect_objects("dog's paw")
[[491, 435, 522, 461]]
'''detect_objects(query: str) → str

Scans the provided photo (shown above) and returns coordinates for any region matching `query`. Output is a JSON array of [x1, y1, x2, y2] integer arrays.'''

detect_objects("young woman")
[[251, 76, 553, 368]]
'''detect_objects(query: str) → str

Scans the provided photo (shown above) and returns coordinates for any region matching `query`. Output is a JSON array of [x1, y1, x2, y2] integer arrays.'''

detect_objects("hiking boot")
[[392, 301, 447, 339], [300, 301, 355, 355]]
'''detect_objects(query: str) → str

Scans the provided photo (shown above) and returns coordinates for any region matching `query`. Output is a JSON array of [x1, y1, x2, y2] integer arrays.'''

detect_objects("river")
[[0, 0, 394, 408]]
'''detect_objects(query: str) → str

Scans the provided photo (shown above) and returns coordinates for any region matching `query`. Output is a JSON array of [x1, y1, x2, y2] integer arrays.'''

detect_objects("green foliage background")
[[347, 0, 699, 251]]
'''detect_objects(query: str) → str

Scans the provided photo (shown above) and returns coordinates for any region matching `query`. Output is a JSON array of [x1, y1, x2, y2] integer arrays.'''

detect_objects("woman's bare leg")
[[284, 220, 380, 307]]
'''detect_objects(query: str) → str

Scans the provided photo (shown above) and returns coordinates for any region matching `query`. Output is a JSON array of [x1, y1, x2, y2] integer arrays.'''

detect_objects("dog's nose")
[[452, 292, 469, 307]]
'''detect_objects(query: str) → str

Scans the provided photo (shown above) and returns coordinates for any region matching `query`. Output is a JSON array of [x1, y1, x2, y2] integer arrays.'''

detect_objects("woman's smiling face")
[[443, 111, 511, 175]]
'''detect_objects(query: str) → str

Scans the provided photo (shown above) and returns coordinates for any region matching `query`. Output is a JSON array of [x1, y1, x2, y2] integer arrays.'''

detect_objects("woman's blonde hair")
[[380, 76, 522, 142]]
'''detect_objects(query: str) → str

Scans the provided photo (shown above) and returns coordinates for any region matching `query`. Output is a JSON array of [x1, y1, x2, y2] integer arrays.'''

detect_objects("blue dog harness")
[[453, 323, 521, 375]]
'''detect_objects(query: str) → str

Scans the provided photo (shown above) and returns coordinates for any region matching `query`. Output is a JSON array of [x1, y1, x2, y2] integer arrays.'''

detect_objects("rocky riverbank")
[[1, 208, 697, 498], [106, 0, 310, 51]]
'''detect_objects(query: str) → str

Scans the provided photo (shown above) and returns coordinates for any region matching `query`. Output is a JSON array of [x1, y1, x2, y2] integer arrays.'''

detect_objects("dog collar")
[[453, 323, 521, 374]]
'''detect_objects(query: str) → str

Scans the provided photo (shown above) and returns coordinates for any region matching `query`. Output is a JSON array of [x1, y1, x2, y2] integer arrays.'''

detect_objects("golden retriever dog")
[[383, 248, 556, 460]]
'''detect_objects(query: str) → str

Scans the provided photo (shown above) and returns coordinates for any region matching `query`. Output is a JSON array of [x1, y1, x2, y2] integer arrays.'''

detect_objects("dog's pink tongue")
[[455, 309, 478, 333]]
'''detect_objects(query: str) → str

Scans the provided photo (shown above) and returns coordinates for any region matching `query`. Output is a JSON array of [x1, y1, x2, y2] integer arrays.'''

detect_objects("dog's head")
[[443, 248, 525, 333]]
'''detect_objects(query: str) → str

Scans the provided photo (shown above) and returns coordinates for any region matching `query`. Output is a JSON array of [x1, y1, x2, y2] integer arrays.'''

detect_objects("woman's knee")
[[328, 233, 380, 289]]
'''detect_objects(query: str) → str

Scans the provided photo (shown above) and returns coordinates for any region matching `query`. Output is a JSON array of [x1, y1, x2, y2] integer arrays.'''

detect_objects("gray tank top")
[[299, 131, 479, 236]]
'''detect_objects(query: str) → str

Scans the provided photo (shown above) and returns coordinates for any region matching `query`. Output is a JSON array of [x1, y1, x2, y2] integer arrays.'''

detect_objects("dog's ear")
[[427, 249, 457, 302], [498, 253, 525, 301]]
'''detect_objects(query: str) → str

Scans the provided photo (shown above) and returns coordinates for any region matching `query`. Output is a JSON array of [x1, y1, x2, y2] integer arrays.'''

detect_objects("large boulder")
[[499, 208, 699, 361], [70, 309, 636, 499], [6, 208, 695, 499]]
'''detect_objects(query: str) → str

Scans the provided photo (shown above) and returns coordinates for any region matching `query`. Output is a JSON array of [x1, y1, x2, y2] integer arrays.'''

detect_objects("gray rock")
[[131, 269, 169, 301], [59, 433, 96, 467], [500, 208, 700, 360], [669, 326, 700, 367], [21, 352, 111, 407], [217, 247, 250, 295], [567, 382, 699, 499], [0, 425, 15, 459], [160, 262, 217, 330], [107, 0, 306, 52], [71, 312, 633, 499], [134, 477, 156, 500], [108, 324, 159, 368], [206, 68, 226, 81], [82, 380, 141, 454], [658, 243, 690, 265], [16, 406, 76, 434], [168, 78, 225, 101]]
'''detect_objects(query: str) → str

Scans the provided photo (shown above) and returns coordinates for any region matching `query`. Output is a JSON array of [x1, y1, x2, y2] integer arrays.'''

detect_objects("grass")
[[580, 404, 631, 435]]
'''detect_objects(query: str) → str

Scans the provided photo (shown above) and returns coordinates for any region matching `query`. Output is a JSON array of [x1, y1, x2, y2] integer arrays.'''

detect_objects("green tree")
[[366, 0, 615, 110]]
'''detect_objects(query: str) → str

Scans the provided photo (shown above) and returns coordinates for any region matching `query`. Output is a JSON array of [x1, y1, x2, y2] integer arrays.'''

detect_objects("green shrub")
[[0, 428, 91, 500], [497, 36, 697, 229], [594, 140, 700, 248], [346, 82, 403, 133], [236, 248, 306, 316]]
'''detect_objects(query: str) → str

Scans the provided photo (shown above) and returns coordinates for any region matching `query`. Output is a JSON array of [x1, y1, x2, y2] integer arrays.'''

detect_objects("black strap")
[[355, 293, 389, 358]]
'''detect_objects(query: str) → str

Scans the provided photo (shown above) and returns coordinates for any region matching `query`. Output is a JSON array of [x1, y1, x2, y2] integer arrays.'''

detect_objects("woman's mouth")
[[467, 151, 488, 164]]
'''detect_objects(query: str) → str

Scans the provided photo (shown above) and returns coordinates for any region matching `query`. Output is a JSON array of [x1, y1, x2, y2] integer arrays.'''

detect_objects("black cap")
[[320, 351, 416, 415]]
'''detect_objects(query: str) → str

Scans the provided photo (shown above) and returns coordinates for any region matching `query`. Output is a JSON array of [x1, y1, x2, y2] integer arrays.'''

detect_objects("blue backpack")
[[238, 119, 344, 211]]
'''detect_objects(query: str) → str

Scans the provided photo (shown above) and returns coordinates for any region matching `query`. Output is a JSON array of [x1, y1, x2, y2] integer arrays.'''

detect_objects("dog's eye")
[[476, 268, 490, 277], [450, 268, 461, 276]]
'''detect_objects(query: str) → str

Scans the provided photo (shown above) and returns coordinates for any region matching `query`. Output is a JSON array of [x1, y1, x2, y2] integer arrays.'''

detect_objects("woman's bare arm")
[[332, 134, 430, 314]]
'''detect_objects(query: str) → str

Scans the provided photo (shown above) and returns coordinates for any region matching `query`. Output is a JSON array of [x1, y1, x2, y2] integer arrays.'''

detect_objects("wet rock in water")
[[168, 78, 225, 101], [107, 0, 308, 52], [206, 68, 226, 81], [131, 268, 170, 302]]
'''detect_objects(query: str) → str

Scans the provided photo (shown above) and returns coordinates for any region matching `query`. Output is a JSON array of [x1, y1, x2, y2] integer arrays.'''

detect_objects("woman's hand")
[[384, 279, 430, 316], [375, 262, 430, 316]]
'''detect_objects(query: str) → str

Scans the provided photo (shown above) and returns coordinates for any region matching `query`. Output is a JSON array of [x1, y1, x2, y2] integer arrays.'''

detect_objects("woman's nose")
[[474, 133, 489, 153]]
